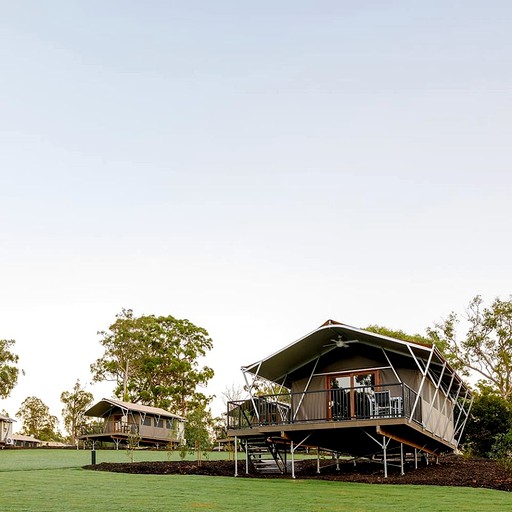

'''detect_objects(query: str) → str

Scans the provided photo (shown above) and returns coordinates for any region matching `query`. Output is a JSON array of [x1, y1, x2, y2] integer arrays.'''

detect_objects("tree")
[[60, 380, 94, 445], [0, 339, 22, 399], [16, 396, 60, 441], [183, 404, 214, 466], [364, 325, 433, 346], [427, 295, 512, 400], [464, 385, 512, 457], [90, 309, 214, 415]]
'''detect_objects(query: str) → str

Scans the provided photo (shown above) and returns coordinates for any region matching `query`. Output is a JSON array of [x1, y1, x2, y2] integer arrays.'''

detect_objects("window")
[[166, 419, 174, 430], [141, 416, 152, 427], [155, 418, 164, 428]]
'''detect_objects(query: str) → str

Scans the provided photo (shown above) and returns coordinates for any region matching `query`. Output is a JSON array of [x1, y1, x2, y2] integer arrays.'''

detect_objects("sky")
[[1, 1, 511, 430]]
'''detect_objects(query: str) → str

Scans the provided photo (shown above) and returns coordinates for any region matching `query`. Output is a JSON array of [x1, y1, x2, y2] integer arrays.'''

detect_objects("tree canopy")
[[427, 295, 512, 400], [364, 325, 433, 346], [60, 380, 94, 445], [16, 396, 60, 441], [90, 309, 214, 415], [0, 338, 22, 400]]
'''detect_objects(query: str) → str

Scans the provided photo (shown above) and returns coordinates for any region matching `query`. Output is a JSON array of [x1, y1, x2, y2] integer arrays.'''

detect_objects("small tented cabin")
[[79, 398, 186, 448], [0, 414, 15, 447], [11, 434, 42, 448], [227, 320, 473, 477]]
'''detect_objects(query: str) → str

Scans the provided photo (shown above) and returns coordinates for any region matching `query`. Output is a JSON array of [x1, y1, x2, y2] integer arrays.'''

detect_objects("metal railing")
[[227, 382, 422, 429], [81, 422, 140, 436]]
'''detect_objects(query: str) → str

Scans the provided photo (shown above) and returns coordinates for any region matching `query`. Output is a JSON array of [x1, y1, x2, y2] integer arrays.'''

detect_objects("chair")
[[374, 390, 392, 417]]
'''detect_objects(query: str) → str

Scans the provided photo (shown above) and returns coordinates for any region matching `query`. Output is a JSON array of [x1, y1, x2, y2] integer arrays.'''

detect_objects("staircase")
[[244, 436, 287, 475]]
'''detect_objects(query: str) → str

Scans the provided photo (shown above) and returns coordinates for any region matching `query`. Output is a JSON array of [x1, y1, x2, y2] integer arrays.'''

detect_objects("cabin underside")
[[229, 415, 455, 458]]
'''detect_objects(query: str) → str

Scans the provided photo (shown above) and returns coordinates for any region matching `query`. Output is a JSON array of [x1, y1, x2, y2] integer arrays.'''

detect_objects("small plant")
[[125, 429, 141, 463]]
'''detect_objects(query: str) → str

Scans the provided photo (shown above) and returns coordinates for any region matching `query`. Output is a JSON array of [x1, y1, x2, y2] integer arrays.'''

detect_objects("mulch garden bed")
[[84, 454, 512, 492]]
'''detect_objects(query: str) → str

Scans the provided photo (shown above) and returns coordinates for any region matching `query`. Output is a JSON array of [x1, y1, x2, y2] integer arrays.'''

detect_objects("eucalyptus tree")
[[0, 338, 22, 399], [16, 396, 60, 441], [90, 309, 214, 416], [60, 380, 94, 445], [427, 295, 512, 400]]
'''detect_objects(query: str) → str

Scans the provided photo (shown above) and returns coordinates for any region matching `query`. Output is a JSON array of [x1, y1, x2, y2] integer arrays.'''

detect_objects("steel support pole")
[[383, 436, 388, 478], [400, 443, 404, 476], [414, 449, 418, 469], [234, 436, 238, 477], [245, 440, 249, 474], [317, 448, 320, 474], [291, 441, 295, 479]]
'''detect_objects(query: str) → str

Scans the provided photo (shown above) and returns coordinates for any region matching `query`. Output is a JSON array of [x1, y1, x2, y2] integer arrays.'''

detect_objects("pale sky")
[[1, 1, 511, 429]]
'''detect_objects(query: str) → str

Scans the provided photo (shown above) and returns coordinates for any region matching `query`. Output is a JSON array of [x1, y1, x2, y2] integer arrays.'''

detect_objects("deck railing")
[[227, 382, 422, 429]]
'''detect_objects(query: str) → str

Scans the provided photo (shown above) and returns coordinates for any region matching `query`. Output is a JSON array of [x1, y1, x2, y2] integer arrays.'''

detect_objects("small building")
[[0, 414, 15, 447], [11, 434, 42, 448], [227, 320, 473, 477], [79, 398, 186, 448]]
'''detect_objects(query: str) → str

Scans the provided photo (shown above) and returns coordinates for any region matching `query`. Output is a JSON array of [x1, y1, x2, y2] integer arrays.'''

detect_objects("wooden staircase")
[[244, 436, 287, 475]]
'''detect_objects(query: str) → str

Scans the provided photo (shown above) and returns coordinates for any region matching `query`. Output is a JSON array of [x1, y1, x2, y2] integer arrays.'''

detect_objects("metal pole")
[[91, 441, 96, 465], [383, 436, 388, 478], [234, 436, 238, 477], [317, 448, 320, 474], [291, 441, 295, 479], [400, 443, 404, 476], [414, 449, 418, 469], [245, 440, 249, 475]]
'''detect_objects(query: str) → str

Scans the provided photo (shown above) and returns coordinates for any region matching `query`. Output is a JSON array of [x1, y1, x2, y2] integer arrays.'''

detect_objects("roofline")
[[243, 320, 434, 373], [242, 319, 471, 394]]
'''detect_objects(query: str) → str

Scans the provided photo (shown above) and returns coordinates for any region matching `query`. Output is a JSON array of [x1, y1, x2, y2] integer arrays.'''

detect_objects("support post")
[[245, 440, 249, 474], [414, 449, 418, 469], [291, 441, 295, 479], [400, 443, 404, 476], [317, 448, 320, 474], [234, 436, 238, 477], [383, 436, 388, 478]]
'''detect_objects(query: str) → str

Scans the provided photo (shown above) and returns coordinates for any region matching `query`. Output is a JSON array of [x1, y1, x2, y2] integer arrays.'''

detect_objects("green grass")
[[1, 449, 511, 511]]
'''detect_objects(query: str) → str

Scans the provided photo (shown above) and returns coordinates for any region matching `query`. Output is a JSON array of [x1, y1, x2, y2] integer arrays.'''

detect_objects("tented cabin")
[[79, 398, 186, 448], [0, 414, 15, 447], [227, 320, 473, 477]]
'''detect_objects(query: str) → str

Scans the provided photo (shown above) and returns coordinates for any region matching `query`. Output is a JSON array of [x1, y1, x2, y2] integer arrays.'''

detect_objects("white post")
[[383, 436, 388, 478], [400, 443, 404, 476], [317, 448, 320, 474], [414, 449, 418, 469], [234, 436, 238, 477], [245, 440, 249, 474], [291, 441, 295, 479]]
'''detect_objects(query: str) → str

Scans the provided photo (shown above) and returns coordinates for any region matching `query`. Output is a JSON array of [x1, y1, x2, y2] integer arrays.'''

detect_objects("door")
[[328, 371, 378, 419]]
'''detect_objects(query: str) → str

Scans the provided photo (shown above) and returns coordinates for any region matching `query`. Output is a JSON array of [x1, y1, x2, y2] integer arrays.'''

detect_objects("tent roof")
[[243, 319, 469, 393], [84, 398, 185, 420]]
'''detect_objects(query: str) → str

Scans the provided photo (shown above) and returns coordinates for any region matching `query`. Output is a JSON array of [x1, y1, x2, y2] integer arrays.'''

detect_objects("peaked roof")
[[0, 414, 15, 422], [84, 398, 185, 421], [243, 319, 469, 393]]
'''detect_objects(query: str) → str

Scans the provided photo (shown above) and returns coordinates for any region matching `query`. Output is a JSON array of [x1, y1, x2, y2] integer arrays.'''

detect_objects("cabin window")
[[166, 419, 174, 429], [155, 418, 164, 428], [141, 416, 152, 427]]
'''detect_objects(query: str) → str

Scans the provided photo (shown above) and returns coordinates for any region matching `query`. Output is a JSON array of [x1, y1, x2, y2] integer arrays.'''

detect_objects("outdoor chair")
[[373, 390, 392, 416]]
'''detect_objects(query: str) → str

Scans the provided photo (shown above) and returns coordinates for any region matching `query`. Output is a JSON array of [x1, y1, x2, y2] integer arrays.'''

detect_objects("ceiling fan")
[[323, 335, 357, 349]]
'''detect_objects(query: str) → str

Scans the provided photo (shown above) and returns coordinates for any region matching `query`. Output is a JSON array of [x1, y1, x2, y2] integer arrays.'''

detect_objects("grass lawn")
[[1, 449, 511, 511]]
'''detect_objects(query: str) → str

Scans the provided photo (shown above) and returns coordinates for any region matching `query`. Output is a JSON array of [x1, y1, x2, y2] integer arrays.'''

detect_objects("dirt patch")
[[84, 454, 512, 492]]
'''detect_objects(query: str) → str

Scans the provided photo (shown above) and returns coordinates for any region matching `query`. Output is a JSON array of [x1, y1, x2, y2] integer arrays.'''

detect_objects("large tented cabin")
[[227, 320, 473, 477], [79, 398, 186, 448]]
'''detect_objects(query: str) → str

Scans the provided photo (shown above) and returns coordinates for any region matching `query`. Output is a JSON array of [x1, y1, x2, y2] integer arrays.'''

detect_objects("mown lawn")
[[1, 450, 511, 511]]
